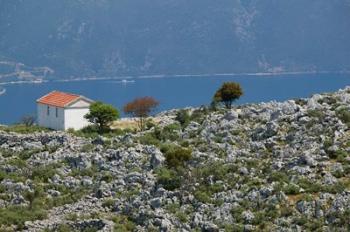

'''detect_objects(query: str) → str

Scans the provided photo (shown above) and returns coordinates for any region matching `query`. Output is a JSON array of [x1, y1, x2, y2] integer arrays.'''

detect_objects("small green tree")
[[85, 102, 119, 132], [175, 109, 191, 128], [213, 82, 243, 109]]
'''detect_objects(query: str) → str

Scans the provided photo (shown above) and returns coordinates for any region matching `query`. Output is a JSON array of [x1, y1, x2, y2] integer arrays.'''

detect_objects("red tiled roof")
[[37, 91, 81, 107]]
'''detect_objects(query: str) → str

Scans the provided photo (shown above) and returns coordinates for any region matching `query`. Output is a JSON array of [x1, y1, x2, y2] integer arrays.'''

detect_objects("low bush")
[[194, 190, 212, 203], [156, 167, 182, 191], [102, 198, 116, 208], [190, 107, 209, 124], [0, 205, 47, 229], [164, 146, 192, 168], [111, 215, 136, 232], [283, 184, 300, 195], [70, 125, 128, 139], [175, 110, 191, 127], [307, 109, 324, 120], [30, 164, 60, 182], [336, 108, 350, 125], [0, 124, 49, 134], [138, 133, 160, 146]]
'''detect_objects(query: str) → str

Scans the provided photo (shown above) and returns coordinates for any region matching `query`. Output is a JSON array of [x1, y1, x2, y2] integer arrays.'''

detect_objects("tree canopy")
[[123, 97, 159, 130], [213, 82, 243, 109], [84, 101, 119, 132]]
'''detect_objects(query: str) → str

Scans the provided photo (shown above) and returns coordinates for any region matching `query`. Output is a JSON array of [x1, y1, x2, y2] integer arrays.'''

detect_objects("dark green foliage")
[[318, 96, 337, 105], [0, 124, 50, 134], [175, 110, 191, 127], [71, 125, 129, 139], [0, 206, 47, 229], [164, 146, 192, 168], [190, 107, 209, 124], [154, 124, 181, 141], [323, 138, 333, 150], [307, 109, 324, 120], [155, 167, 182, 191], [297, 178, 322, 193], [138, 133, 161, 146], [84, 101, 120, 132], [336, 108, 350, 125], [102, 198, 116, 208], [138, 124, 181, 146], [326, 147, 349, 162], [283, 184, 300, 195], [213, 82, 243, 109], [112, 215, 136, 232], [30, 164, 59, 182], [268, 171, 289, 183], [194, 190, 212, 203], [70, 165, 99, 177]]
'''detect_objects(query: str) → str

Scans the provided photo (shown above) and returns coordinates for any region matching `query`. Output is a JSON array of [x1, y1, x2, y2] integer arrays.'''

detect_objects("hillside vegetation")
[[0, 87, 350, 231]]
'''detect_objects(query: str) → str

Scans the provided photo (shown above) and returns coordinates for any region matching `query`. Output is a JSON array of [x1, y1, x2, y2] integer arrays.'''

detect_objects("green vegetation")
[[156, 167, 182, 191], [84, 101, 120, 133], [0, 205, 47, 229], [0, 124, 50, 134], [213, 82, 243, 109], [163, 146, 192, 168], [336, 108, 350, 126], [111, 215, 136, 232], [70, 126, 131, 139], [175, 109, 191, 128], [307, 109, 325, 120]]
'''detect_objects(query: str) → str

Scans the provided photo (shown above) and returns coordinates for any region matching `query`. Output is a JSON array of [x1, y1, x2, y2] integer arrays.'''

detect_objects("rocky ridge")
[[0, 87, 350, 231]]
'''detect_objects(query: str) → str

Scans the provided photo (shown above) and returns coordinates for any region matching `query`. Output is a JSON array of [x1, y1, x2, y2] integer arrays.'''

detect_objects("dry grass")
[[110, 117, 160, 130], [111, 119, 138, 130]]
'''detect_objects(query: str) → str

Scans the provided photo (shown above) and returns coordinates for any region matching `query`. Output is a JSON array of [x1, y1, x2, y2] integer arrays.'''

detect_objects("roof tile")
[[37, 91, 81, 108]]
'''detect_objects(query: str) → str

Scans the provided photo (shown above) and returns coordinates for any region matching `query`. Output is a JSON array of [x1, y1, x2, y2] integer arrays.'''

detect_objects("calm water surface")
[[0, 74, 349, 124]]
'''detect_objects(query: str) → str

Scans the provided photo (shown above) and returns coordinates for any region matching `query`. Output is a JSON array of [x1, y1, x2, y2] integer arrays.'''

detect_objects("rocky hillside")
[[1, 87, 350, 231]]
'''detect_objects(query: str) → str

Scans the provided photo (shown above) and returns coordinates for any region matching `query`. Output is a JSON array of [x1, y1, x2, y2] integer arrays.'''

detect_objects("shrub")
[[175, 110, 191, 127], [283, 184, 300, 195], [154, 124, 181, 141], [0, 206, 47, 229], [55, 224, 75, 232], [327, 149, 348, 161], [164, 146, 192, 168], [156, 167, 182, 191], [307, 109, 324, 120], [0, 125, 49, 134], [336, 108, 350, 125], [112, 215, 136, 232], [268, 171, 289, 183], [190, 107, 209, 124], [30, 164, 59, 182], [194, 190, 211, 203], [80, 144, 95, 153], [102, 198, 116, 208], [138, 133, 160, 146]]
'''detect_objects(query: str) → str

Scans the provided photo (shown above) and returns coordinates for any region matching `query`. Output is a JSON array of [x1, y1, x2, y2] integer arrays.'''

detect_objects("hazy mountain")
[[0, 0, 349, 81]]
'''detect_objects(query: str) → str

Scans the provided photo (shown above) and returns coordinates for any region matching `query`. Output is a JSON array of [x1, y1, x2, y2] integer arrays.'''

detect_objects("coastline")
[[0, 70, 349, 86]]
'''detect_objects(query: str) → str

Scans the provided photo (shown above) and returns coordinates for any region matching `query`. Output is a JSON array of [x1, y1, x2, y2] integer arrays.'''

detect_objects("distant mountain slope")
[[0, 0, 349, 81]]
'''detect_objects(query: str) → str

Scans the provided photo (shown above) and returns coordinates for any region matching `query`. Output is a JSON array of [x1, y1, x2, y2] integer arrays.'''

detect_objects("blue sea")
[[0, 73, 349, 124]]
